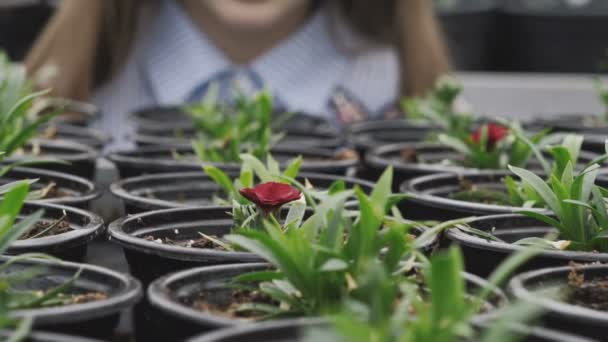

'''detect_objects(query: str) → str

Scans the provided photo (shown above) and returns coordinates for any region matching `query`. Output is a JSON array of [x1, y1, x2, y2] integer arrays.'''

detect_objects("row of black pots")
[[436, 0, 608, 73], [361, 141, 601, 191], [130, 107, 338, 136], [136, 262, 504, 342], [110, 170, 374, 214], [107, 145, 358, 179], [2, 256, 141, 341], [0, 167, 103, 261], [99, 202, 608, 341]]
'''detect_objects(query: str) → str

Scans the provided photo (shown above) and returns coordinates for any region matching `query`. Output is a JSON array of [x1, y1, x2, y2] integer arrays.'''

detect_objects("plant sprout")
[[187, 86, 283, 163], [401, 76, 475, 139], [509, 139, 608, 252]]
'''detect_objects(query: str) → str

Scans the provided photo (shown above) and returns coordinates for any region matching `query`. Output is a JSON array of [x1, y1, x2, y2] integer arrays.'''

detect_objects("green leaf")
[[509, 165, 559, 213], [203, 166, 235, 196], [283, 156, 302, 179], [320, 258, 348, 272]]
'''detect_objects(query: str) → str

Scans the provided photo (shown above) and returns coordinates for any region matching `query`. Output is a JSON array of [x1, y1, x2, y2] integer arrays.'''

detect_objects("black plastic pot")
[[5, 256, 141, 340], [146, 263, 506, 341], [7, 202, 104, 262], [131, 106, 337, 135], [366, 142, 467, 189], [110, 171, 374, 214], [401, 171, 547, 220], [5, 139, 99, 179], [402, 169, 608, 221], [0, 331, 106, 342], [347, 119, 432, 159], [435, 0, 500, 71], [498, 0, 608, 73], [42, 123, 111, 150], [0, 0, 55, 60], [189, 317, 597, 342], [446, 213, 608, 278], [509, 264, 608, 340], [108, 207, 264, 286], [132, 128, 343, 150], [2, 167, 100, 208], [107, 145, 358, 179]]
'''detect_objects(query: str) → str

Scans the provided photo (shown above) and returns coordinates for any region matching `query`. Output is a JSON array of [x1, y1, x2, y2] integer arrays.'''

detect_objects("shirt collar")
[[141, 0, 351, 114], [141, 0, 230, 105]]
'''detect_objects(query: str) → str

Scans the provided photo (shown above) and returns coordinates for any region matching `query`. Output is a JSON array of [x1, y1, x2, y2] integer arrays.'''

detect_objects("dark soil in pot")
[[130, 106, 337, 135], [0, 331, 106, 342], [1, 167, 100, 208], [0, 1, 55, 61], [446, 213, 608, 278], [107, 145, 358, 179], [7, 202, 104, 262], [110, 170, 374, 214], [40, 123, 111, 150], [144, 262, 505, 341], [402, 169, 608, 221], [4, 139, 99, 179], [132, 128, 343, 150], [497, 0, 608, 73], [509, 264, 608, 340], [435, 0, 500, 71], [4, 256, 141, 340]]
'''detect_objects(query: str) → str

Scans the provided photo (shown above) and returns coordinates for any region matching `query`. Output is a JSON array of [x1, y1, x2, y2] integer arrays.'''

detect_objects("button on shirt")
[[92, 0, 400, 150]]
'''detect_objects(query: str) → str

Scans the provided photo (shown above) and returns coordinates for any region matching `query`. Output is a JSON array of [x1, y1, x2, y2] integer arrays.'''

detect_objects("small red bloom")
[[471, 123, 509, 148], [239, 182, 302, 216]]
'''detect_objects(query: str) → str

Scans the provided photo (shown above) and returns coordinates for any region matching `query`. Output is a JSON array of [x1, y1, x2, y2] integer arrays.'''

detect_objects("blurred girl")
[[27, 0, 450, 148]]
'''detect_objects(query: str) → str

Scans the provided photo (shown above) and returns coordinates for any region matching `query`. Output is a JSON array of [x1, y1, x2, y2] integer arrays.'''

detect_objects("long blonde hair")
[[26, 0, 450, 101]]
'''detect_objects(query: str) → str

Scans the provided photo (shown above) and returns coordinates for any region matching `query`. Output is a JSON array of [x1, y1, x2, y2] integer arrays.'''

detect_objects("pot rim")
[[7, 257, 142, 324], [8, 201, 105, 253], [7, 166, 101, 206], [509, 263, 608, 327], [447, 213, 608, 263]]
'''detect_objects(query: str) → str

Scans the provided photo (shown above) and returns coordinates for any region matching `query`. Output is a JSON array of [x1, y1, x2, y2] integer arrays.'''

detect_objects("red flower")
[[239, 182, 302, 216], [471, 123, 508, 148]]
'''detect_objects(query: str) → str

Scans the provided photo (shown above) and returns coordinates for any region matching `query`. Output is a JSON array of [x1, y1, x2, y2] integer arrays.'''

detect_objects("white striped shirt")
[[92, 0, 400, 150]]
